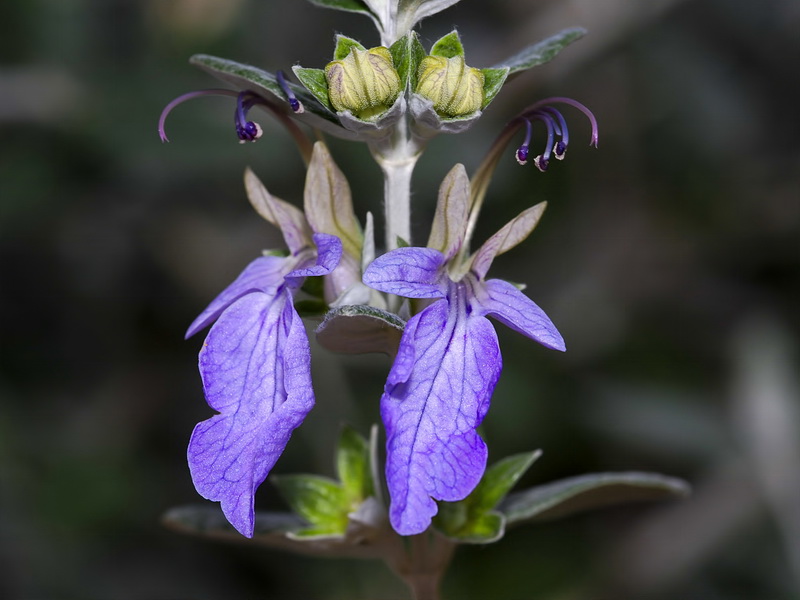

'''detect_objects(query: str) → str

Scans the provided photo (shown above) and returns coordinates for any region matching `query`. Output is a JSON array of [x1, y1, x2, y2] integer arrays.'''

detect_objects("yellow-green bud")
[[324, 46, 401, 121], [415, 55, 485, 118]]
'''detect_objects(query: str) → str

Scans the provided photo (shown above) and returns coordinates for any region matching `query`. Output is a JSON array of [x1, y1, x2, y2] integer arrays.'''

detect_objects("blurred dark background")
[[1, 0, 798, 598]]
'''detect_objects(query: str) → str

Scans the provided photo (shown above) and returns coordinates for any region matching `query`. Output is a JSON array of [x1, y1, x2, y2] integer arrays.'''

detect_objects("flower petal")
[[427, 164, 470, 260], [382, 288, 502, 534], [244, 168, 313, 256], [188, 291, 314, 537], [185, 256, 286, 339], [477, 278, 565, 351], [363, 247, 447, 298], [470, 202, 546, 279], [285, 233, 342, 281]]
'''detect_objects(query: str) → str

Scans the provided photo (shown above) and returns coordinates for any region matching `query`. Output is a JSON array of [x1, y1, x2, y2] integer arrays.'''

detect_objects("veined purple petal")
[[285, 233, 342, 281], [363, 247, 447, 299], [477, 278, 565, 351], [188, 290, 314, 537], [185, 255, 287, 339], [382, 284, 502, 535]]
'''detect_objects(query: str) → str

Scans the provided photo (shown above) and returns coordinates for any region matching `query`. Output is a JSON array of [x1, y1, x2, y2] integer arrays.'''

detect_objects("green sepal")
[[430, 30, 464, 59], [491, 27, 586, 79], [395, 235, 410, 248], [336, 425, 374, 505], [499, 471, 691, 526], [389, 31, 427, 91], [434, 451, 541, 544], [293, 67, 333, 111], [272, 474, 349, 538], [480, 67, 510, 109], [333, 35, 367, 61]]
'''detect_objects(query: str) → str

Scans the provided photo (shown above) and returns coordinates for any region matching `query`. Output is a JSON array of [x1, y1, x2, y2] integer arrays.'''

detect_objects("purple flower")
[[362, 165, 564, 535], [185, 185, 342, 537]]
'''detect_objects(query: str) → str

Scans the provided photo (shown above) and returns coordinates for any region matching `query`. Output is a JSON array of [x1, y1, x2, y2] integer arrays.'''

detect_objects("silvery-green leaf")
[[389, 31, 426, 90], [500, 471, 691, 526], [337, 426, 374, 504], [481, 67, 509, 109], [163, 505, 385, 558], [434, 451, 540, 543], [427, 163, 469, 260], [408, 93, 481, 138], [315, 304, 405, 355], [333, 34, 367, 60], [470, 202, 547, 279], [491, 27, 587, 79], [190, 54, 359, 141], [306, 0, 375, 17], [396, 0, 462, 39], [272, 474, 349, 538], [430, 30, 464, 59], [244, 168, 313, 255]]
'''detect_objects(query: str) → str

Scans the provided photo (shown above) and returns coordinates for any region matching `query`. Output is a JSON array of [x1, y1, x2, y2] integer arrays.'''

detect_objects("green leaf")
[[480, 67, 509, 109], [500, 471, 691, 526], [434, 451, 541, 544], [333, 34, 367, 61], [336, 426, 374, 504], [471, 451, 542, 514], [162, 504, 384, 559], [389, 31, 427, 90], [307, 0, 374, 15], [430, 30, 464, 59], [272, 474, 349, 537], [315, 304, 405, 356], [491, 27, 587, 78], [293, 66, 333, 111]]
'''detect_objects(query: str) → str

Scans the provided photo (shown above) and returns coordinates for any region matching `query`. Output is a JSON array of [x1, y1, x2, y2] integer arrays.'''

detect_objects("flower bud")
[[415, 55, 485, 118], [324, 46, 401, 121]]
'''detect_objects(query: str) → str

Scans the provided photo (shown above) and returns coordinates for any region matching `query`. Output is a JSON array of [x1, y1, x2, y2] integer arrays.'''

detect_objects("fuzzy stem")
[[370, 117, 423, 252]]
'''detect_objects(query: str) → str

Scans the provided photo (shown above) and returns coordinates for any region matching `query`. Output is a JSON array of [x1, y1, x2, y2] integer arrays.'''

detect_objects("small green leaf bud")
[[324, 46, 402, 121], [415, 55, 485, 118]]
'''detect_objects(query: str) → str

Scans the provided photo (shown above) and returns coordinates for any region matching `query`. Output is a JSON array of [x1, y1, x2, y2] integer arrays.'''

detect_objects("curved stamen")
[[276, 70, 304, 114], [157, 87, 314, 164], [235, 91, 264, 143], [515, 119, 532, 165], [531, 111, 556, 172], [463, 97, 598, 260], [523, 97, 598, 147], [541, 107, 569, 159], [158, 89, 239, 143]]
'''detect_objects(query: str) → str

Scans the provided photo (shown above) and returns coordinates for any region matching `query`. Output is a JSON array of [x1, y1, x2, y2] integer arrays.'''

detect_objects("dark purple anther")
[[515, 119, 533, 165], [554, 140, 567, 160], [277, 70, 304, 114], [234, 91, 264, 143], [533, 156, 549, 172]]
